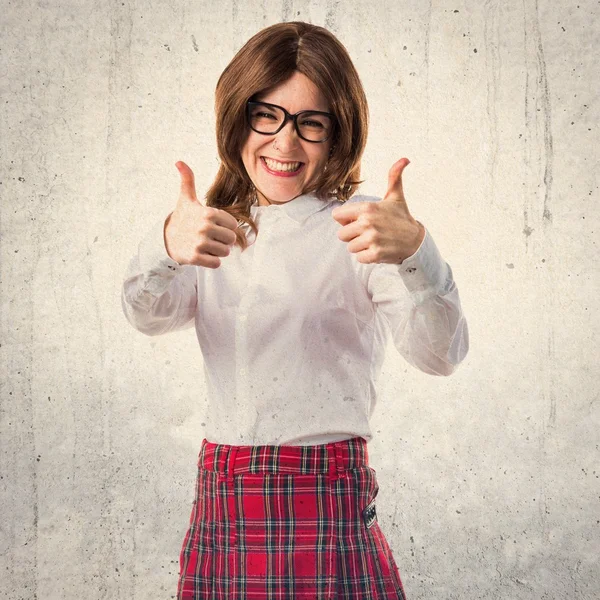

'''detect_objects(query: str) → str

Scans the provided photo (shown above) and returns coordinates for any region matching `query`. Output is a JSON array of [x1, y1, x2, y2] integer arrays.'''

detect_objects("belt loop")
[[335, 442, 345, 475], [226, 446, 239, 483], [327, 443, 337, 480], [198, 439, 207, 467]]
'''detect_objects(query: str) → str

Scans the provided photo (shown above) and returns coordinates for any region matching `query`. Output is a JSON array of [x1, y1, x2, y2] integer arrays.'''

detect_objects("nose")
[[272, 119, 300, 153]]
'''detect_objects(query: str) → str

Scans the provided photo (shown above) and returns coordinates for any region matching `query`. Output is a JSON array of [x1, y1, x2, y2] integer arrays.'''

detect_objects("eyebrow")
[[252, 99, 331, 114]]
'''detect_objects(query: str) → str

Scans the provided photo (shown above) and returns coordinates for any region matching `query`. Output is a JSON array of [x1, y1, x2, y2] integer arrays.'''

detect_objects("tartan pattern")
[[177, 437, 407, 599]]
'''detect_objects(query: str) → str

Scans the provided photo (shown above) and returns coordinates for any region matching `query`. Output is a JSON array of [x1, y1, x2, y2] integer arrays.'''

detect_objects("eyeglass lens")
[[248, 103, 333, 142]]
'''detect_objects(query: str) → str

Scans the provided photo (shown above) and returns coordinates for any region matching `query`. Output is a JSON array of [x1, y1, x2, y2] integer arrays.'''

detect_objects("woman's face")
[[241, 71, 333, 206]]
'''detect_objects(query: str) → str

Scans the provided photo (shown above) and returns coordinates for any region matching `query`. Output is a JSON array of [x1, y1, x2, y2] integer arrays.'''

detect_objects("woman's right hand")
[[164, 161, 240, 268]]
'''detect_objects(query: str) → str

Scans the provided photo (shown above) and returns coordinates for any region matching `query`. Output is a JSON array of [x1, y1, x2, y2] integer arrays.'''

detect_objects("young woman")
[[121, 21, 469, 600]]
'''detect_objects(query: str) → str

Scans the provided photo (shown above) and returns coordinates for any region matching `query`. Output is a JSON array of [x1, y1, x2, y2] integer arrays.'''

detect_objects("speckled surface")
[[1, 1, 598, 598]]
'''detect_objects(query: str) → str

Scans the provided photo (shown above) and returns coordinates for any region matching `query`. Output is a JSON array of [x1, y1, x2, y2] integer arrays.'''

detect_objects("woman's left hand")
[[331, 158, 426, 264]]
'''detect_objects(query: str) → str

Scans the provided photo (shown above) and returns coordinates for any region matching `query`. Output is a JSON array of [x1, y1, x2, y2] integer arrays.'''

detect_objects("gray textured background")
[[1, 1, 598, 598]]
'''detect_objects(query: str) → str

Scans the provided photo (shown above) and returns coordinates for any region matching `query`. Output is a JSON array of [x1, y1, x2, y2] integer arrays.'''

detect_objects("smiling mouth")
[[261, 156, 304, 173]]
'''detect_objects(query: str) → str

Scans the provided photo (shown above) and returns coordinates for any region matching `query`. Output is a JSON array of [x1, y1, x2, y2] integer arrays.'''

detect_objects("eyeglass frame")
[[246, 100, 337, 143]]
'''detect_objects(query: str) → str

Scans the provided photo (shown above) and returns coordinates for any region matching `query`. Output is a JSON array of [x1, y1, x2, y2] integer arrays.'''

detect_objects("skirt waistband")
[[198, 437, 369, 477]]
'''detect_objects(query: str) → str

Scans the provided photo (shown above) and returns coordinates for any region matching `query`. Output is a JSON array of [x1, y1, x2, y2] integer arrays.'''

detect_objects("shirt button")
[[239, 315, 247, 322], [240, 368, 247, 376]]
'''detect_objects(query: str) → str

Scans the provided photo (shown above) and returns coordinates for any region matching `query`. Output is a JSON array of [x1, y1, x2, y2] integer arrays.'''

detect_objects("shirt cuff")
[[397, 223, 450, 294], [138, 216, 184, 279]]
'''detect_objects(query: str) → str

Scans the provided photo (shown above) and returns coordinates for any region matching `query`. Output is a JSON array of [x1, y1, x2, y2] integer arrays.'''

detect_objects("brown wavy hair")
[[204, 21, 369, 251]]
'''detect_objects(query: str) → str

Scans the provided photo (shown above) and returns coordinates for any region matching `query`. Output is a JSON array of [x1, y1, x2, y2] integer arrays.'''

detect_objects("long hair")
[[205, 21, 369, 251]]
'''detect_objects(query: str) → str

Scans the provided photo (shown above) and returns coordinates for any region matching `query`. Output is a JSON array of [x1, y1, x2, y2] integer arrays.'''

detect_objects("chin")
[[257, 182, 306, 204]]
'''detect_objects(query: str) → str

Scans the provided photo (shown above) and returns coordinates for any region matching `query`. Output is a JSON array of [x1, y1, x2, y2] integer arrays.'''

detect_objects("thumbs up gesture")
[[331, 158, 426, 264], [164, 161, 239, 268]]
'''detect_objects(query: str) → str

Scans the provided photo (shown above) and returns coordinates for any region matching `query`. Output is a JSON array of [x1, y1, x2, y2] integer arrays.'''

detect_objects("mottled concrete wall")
[[1, 1, 598, 598]]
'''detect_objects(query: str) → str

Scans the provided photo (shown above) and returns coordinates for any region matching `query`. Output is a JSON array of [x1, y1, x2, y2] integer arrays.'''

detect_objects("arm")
[[360, 224, 469, 376], [120, 215, 198, 336]]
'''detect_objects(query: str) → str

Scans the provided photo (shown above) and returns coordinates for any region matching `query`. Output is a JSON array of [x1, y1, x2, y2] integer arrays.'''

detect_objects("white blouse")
[[121, 192, 469, 446]]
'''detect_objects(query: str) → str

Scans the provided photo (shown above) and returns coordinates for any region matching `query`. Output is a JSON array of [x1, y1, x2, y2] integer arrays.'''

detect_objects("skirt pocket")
[[233, 471, 338, 598], [176, 467, 215, 600], [339, 465, 407, 599]]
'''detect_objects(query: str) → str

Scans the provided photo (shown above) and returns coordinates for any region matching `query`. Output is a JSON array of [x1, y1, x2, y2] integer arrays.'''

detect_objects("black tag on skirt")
[[363, 498, 377, 528]]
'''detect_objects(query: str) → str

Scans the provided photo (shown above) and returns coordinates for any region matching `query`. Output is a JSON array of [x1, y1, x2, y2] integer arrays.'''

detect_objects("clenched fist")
[[164, 161, 239, 268]]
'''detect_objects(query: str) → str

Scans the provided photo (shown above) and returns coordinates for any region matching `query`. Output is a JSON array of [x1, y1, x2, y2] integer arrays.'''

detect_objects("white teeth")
[[263, 157, 302, 172]]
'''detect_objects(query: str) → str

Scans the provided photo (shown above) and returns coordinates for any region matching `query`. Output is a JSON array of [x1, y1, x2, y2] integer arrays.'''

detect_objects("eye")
[[251, 110, 278, 119], [301, 119, 325, 128]]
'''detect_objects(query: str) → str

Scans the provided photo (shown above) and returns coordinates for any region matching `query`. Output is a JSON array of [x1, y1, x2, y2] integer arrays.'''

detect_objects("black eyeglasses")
[[246, 100, 336, 143]]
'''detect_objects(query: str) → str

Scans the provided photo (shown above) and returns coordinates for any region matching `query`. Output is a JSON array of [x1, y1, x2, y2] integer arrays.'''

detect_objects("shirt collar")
[[250, 192, 338, 224]]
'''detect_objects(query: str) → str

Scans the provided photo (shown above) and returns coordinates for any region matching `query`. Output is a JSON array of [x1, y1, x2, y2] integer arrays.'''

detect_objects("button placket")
[[235, 311, 250, 405], [234, 246, 255, 431]]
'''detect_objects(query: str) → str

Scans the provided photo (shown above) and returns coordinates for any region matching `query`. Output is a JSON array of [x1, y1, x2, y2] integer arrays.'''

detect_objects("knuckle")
[[203, 206, 220, 220], [360, 214, 375, 228], [366, 230, 378, 244], [197, 221, 211, 235]]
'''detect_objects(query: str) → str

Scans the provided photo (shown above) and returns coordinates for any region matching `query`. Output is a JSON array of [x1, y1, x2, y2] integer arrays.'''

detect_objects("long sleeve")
[[121, 216, 198, 336], [359, 223, 469, 376]]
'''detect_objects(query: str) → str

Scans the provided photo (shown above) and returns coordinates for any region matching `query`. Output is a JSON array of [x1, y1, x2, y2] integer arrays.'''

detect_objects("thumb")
[[383, 157, 410, 204], [175, 161, 198, 201]]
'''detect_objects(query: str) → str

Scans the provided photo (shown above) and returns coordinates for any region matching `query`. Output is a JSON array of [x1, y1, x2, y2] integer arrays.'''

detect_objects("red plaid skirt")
[[177, 436, 407, 599]]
